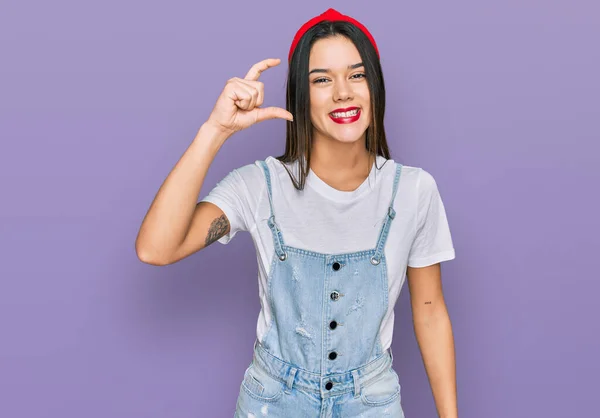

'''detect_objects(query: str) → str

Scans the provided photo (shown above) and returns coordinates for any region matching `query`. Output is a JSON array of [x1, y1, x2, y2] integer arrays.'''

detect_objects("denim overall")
[[234, 160, 405, 417]]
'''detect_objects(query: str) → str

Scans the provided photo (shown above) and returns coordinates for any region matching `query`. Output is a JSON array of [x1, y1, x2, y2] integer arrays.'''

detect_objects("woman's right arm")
[[135, 122, 231, 266], [135, 58, 293, 266]]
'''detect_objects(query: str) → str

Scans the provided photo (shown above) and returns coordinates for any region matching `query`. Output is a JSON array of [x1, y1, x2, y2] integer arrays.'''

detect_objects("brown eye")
[[312, 74, 365, 84]]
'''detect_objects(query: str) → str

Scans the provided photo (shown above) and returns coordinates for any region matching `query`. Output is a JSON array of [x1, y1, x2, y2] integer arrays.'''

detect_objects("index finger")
[[244, 58, 282, 81]]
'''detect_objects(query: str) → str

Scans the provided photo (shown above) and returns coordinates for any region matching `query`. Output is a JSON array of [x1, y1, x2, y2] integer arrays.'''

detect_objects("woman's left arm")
[[407, 263, 458, 418]]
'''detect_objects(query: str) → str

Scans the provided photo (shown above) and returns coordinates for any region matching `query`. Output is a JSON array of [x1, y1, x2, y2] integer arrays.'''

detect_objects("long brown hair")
[[276, 20, 391, 190]]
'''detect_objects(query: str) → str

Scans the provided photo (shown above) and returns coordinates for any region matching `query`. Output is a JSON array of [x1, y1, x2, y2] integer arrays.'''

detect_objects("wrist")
[[196, 121, 232, 150]]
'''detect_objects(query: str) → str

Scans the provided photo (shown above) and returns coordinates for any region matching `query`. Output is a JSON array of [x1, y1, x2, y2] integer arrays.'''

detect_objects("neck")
[[309, 133, 374, 191]]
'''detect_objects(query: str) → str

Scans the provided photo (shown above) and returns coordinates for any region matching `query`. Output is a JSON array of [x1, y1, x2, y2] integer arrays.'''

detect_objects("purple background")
[[1, 1, 598, 417]]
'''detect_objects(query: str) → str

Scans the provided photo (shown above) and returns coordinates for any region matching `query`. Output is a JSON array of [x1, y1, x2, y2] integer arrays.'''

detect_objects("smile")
[[329, 108, 361, 124]]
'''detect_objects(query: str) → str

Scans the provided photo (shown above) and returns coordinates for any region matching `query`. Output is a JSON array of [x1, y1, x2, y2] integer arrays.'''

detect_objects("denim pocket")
[[359, 366, 401, 407], [241, 363, 285, 403]]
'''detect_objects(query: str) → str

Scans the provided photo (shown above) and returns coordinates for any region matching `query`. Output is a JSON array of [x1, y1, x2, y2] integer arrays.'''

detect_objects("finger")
[[230, 85, 255, 110], [244, 58, 281, 81], [255, 107, 294, 123], [237, 79, 264, 107]]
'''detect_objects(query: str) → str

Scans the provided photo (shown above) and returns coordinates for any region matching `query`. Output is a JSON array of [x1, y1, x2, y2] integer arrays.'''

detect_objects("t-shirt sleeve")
[[407, 168, 456, 268], [199, 164, 261, 245]]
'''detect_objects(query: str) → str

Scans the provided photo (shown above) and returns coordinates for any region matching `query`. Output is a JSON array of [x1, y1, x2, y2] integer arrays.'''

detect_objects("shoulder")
[[406, 167, 446, 216], [233, 156, 289, 176], [383, 160, 443, 211], [377, 156, 422, 188], [228, 159, 270, 188], [414, 167, 441, 197], [389, 159, 439, 193], [227, 156, 297, 193]]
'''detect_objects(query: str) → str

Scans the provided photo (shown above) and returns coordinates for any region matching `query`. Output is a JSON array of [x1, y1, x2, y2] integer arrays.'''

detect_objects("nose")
[[333, 79, 353, 102]]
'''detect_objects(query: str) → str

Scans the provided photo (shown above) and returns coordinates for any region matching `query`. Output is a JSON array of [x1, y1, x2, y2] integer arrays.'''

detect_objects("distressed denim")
[[234, 160, 405, 417]]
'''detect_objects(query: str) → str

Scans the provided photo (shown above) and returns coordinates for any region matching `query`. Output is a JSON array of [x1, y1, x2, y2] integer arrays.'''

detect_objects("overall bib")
[[234, 160, 405, 418]]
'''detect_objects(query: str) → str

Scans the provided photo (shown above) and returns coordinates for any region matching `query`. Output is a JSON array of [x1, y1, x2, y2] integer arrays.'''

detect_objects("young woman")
[[136, 8, 458, 418]]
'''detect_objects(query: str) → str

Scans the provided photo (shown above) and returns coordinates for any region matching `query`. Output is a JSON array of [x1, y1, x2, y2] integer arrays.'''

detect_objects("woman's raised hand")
[[206, 58, 294, 136]]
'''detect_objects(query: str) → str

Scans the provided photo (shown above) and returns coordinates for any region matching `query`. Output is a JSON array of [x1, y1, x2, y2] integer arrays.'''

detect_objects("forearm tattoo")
[[205, 214, 229, 247]]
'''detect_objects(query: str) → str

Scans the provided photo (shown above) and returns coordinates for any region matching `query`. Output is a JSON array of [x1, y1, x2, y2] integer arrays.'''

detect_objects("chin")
[[332, 133, 365, 144], [329, 124, 369, 144]]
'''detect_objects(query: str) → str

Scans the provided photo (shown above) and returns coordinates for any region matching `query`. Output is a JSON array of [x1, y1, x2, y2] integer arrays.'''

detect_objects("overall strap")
[[258, 160, 287, 261], [371, 163, 403, 265]]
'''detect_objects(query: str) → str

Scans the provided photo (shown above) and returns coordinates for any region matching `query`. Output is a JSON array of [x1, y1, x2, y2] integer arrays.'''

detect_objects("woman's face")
[[308, 36, 371, 145]]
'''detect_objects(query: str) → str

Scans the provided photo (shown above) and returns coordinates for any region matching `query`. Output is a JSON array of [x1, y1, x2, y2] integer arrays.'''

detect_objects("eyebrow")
[[308, 62, 364, 75]]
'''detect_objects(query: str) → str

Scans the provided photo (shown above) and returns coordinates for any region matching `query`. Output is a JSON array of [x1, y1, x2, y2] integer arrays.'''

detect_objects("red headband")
[[288, 8, 380, 62]]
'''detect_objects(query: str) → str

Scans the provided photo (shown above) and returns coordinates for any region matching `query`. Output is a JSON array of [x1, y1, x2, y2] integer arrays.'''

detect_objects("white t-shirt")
[[200, 155, 456, 351]]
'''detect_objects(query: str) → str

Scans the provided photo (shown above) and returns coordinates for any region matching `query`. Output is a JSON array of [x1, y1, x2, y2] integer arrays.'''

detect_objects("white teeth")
[[331, 109, 359, 118]]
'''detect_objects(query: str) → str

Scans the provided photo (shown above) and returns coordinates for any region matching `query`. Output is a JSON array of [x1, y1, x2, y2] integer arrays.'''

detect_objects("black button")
[[329, 321, 337, 330], [325, 381, 333, 390], [328, 351, 337, 360], [330, 291, 340, 301], [332, 262, 341, 271]]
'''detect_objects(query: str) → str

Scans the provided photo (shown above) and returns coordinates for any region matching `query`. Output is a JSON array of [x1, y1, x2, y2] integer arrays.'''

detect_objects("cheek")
[[309, 92, 328, 119], [360, 86, 371, 103], [360, 88, 372, 119]]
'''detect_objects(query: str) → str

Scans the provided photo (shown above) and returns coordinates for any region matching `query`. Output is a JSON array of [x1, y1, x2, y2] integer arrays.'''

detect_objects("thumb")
[[255, 107, 294, 123]]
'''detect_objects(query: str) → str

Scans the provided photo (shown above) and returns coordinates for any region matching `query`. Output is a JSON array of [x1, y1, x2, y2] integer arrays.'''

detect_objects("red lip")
[[330, 106, 360, 113], [329, 108, 361, 124]]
